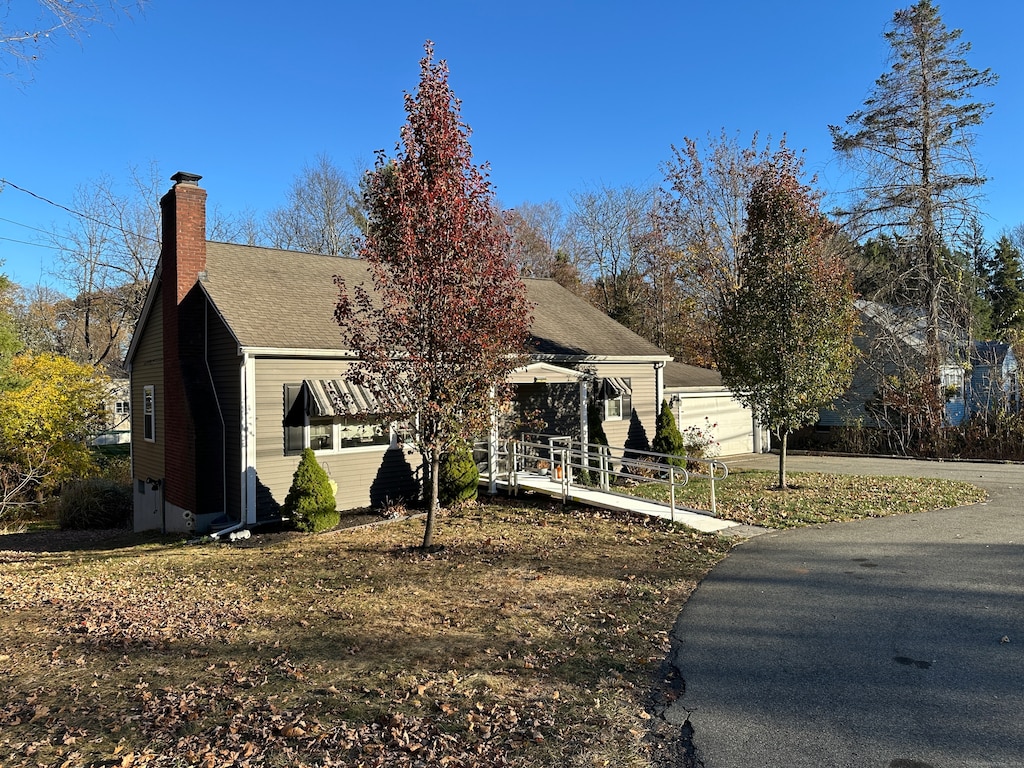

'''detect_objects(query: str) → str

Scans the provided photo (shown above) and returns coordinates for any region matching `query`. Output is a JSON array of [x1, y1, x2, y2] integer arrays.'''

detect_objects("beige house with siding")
[[126, 174, 672, 534]]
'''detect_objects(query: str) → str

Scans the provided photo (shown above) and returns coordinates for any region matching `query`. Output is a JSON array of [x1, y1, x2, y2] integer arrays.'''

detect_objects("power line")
[[0, 216, 54, 236], [0, 178, 161, 245], [0, 234, 55, 249]]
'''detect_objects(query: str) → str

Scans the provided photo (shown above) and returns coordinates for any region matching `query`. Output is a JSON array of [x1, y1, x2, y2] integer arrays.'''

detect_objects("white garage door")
[[673, 392, 757, 457]]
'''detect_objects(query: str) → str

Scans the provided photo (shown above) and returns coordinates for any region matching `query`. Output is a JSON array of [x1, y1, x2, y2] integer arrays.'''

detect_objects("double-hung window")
[[143, 385, 155, 441]]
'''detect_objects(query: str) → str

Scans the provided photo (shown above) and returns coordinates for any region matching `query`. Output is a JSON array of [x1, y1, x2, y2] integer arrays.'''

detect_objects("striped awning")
[[303, 378, 410, 418], [602, 377, 631, 398]]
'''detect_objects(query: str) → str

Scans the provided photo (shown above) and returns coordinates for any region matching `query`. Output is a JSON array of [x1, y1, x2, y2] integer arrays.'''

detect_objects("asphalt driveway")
[[664, 454, 1024, 768]]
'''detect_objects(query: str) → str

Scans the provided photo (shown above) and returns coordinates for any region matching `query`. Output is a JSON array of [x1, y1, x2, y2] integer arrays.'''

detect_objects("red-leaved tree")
[[334, 42, 532, 548]]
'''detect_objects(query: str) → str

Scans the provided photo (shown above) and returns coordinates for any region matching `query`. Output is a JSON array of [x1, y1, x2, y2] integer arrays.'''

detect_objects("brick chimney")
[[160, 172, 207, 521], [161, 171, 207, 304]]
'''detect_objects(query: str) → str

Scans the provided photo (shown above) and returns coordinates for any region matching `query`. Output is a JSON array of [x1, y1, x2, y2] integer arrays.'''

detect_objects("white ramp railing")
[[490, 434, 728, 521]]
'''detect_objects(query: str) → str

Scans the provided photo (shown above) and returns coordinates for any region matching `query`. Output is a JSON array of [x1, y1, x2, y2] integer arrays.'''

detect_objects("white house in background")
[[662, 361, 767, 456], [968, 342, 1020, 415], [819, 298, 970, 428], [92, 378, 131, 446]]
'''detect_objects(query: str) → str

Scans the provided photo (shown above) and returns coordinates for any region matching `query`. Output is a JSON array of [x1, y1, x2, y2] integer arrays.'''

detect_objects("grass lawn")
[[0, 472, 985, 767], [630, 468, 988, 529]]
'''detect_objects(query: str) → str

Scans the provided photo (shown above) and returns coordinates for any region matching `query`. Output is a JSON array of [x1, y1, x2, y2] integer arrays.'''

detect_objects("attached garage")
[[663, 362, 768, 457]]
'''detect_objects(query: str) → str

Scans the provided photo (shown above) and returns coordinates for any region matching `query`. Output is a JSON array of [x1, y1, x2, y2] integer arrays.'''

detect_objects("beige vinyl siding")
[[671, 392, 756, 456], [253, 357, 421, 513], [130, 294, 165, 483], [589, 362, 658, 452]]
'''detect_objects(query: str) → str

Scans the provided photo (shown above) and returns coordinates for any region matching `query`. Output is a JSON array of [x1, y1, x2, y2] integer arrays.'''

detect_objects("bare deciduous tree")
[[567, 183, 658, 333], [46, 162, 161, 375], [2, 1, 144, 80], [659, 130, 792, 366], [505, 200, 567, 276], [265, 154, 364, 257]]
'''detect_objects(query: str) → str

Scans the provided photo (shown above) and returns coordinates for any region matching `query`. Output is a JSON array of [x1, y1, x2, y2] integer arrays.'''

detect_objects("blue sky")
[[1, 0, 1021, 289]]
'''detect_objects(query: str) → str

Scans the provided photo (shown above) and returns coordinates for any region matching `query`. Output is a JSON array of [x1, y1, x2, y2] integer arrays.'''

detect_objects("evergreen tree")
[[283, 448, 339, 533], [831, 0, 997, 431], [438, 441, 479, 506], [652, 400, 686, 468], [986, 236, 1024, 339]]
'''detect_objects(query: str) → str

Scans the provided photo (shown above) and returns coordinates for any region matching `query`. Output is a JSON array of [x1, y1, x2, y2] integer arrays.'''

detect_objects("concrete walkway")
[[489, 471, 744, 534], [663, 454, 1024, 768]]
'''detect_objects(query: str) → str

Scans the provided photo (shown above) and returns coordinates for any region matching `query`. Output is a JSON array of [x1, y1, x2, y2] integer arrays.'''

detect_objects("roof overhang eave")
[[529, 353, 674, 364], [238, 346, 362, 359]]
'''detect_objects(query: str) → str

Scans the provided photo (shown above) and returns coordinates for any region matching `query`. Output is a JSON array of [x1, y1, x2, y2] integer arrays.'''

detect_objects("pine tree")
[[831, 0, 997, 432], [438, 441, 479, 507], [987, 236, 1024, 339], [283, 448, 339, 533]]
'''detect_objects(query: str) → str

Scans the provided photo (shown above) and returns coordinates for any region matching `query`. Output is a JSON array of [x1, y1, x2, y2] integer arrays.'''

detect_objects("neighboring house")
[[967, 341, 1019, 415], [126, 173, 672, 534], [662, 361, 767, 456], [819, 298, 969, 428], [92, 378, 131, 446]]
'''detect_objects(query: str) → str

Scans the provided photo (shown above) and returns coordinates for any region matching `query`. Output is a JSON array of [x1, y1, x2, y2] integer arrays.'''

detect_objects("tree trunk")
[[422, 447, 440, 549], [778, 429, 789, 490]]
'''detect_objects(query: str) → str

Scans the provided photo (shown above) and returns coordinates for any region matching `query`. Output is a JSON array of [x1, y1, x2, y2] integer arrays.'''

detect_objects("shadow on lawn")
[[0, 527, 179, 555]]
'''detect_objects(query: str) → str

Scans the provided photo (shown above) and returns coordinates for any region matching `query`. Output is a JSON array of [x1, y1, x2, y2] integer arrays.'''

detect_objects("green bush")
[[578, 400, 610, 486], [438, 441, 478, 506], [652, 400, 686, 468], [283, 448, 339, 532], [52, 478, 132, 530]]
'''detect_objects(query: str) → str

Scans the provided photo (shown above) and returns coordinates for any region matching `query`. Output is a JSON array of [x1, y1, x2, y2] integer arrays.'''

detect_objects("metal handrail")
[[500, 436, 728, 520]]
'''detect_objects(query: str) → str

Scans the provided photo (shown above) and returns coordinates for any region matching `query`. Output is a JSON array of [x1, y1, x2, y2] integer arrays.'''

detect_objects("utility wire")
[[0, 234, 54, 249], [0, 178, 161, 245]]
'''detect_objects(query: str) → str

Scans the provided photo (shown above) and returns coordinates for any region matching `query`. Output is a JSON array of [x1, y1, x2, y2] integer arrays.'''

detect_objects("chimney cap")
[[171, 171, 203, 186]]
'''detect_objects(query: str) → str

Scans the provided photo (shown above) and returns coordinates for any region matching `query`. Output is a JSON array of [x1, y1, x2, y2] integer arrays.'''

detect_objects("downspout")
[[654, 361, 665, 409], [209, 349, 251, 540], [579, 378, 589, 477], [243, 352, 257, 525]]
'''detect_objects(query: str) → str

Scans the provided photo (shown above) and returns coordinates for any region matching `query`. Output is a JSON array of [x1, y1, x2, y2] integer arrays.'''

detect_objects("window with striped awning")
[[283, 378, 413, 455], [600, 377, 632, 421]]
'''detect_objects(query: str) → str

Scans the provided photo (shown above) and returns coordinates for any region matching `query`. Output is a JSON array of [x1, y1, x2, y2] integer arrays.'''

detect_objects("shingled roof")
[[198, 241, 670, 361], [662, 360, 723, 389]]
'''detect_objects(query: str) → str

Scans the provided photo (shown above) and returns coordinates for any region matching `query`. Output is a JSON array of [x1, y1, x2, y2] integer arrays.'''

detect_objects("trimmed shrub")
[[438, 441, 478, 506], [52, 478, 132, 530], [578, 400, 610, 486], [283, 448, 339, 532], [652, 400, 686, 468]]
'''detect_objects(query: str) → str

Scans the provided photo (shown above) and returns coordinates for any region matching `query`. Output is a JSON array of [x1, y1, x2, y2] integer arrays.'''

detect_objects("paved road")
[[664, 454, 1024, 768]]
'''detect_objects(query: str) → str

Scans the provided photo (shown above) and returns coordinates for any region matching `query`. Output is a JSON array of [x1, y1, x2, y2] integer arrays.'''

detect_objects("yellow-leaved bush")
[[0, 352, 109, 493]]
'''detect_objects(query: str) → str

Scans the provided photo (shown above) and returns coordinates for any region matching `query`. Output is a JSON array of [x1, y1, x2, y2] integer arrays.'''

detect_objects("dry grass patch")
[[0, 471, 986, 766], [633, 469, 987, 528], [0, 496, 729, 767]]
